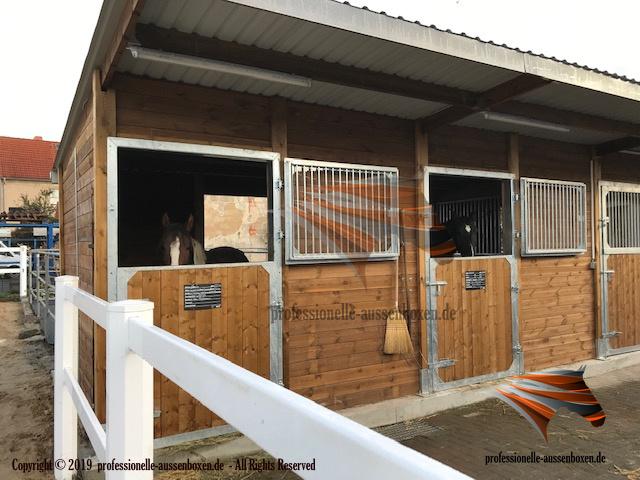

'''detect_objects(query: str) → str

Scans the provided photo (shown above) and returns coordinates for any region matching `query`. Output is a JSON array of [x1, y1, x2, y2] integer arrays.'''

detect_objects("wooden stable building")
[[55, 0, 640, 440]]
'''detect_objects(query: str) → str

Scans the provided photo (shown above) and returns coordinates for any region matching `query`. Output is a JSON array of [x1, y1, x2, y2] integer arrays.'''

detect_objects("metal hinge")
[[153, 410, 161, 418], [513, 231, 521, 239], [426, 280, 447, 296], [513, 193, 520, 202], [429, 358, 456, 369], [600, 217, 610, 226], [275, 179, 284, 190], [278, 230, 285, 240], [512, 286, 520, 293], [602, 331, 621, 339], [512, 343, 522, 354]]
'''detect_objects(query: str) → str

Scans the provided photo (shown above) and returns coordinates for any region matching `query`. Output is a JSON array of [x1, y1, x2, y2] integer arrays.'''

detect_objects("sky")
[[0, 0, 638, 142]]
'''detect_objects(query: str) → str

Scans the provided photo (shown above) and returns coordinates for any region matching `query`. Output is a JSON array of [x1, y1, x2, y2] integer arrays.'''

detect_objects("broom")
[[383, 212, 413, 354]]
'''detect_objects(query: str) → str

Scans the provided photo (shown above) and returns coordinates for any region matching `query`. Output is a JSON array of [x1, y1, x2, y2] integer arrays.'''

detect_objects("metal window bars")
[[521, 177, 587, 256], [284, 159, 399, 263], [603, 185, 640, 253], [433, 196, 503, 255]]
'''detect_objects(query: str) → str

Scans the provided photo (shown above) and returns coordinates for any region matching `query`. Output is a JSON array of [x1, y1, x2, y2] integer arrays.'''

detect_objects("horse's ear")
[[162, 213, 170, 228], [185, 214, 194, 232]]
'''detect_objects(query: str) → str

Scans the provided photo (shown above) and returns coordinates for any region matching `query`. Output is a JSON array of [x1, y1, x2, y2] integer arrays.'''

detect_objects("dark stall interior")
[[429, 174, 511, 256], [117, 148, 270, 267]]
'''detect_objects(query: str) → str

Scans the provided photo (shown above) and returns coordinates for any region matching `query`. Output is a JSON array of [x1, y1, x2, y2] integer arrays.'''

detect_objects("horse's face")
[[160, 213, 194, 265], [445, 215, 478, 257]]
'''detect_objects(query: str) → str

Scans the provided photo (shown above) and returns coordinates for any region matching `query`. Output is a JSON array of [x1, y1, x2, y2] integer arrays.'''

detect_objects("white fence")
[[54, 275, 469, 480], [0, 243, 27, 297]]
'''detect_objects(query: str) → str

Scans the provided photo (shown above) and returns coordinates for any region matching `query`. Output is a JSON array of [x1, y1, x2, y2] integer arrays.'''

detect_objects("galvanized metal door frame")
[[106, 137, 284, 385], [598, 180, 640, 358], [421, 166, 522, 394]]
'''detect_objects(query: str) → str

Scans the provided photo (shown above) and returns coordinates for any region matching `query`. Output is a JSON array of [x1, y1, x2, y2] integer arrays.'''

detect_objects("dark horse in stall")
[[430, 213, 478, 257], [159, 213, 249, 266]]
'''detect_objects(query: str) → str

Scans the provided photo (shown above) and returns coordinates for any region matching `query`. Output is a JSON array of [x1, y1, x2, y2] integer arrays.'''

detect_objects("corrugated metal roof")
[[332, 1, 640, 86], [121, 0, 640, 140]]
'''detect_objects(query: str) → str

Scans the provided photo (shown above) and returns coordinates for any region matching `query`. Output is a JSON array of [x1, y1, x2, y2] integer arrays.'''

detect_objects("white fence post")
[[19, 245, 27, 298], [106, 300, 154, 480], [54, 276, 79, 480]]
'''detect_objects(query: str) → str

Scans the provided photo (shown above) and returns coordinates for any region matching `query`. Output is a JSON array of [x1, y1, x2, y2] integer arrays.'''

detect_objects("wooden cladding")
[[127, 265, 270, 437], [606, 255, 640, 349], [433, 258, 513, 382]]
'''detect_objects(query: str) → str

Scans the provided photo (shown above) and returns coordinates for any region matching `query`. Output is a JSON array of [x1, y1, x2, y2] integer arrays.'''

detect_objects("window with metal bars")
[[521, 177, 587, 256], [284, 159, 399, 263], [603, 186, 640, 253]]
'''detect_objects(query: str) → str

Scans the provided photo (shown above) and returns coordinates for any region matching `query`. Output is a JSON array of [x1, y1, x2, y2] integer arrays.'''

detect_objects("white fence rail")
[[54, 275, 469, 480], [0, 244, 27, 297]]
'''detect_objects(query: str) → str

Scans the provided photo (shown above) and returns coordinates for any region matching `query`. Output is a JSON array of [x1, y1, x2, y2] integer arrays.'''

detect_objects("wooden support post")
[[415, 122, 429, 368], [591, 150, 604, 356], [93, 69, 116, 422], [271, 96, 287, 386]]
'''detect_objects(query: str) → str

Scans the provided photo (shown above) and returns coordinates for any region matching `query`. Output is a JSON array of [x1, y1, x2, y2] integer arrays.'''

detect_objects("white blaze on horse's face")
[[465, 224, 472, 233], [169, 236, 181, 266]]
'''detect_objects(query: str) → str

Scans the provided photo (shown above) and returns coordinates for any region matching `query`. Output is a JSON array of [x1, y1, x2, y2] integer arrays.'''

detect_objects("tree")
[[18, 188, 57, 220]]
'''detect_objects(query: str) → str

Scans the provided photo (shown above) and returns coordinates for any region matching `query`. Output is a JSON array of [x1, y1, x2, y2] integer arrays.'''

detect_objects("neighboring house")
[[0, 135, 59, 213]]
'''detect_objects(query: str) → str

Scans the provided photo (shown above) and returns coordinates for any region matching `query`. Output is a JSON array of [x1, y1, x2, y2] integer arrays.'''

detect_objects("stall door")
[[430, 257, 514, 385], [601, 183, 640, 354], [127, 265, 270, 438]]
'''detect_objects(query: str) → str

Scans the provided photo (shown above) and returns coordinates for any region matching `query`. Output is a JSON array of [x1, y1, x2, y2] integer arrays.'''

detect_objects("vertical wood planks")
[[127, 265, 270, 437], [435, 258, 513, 382]]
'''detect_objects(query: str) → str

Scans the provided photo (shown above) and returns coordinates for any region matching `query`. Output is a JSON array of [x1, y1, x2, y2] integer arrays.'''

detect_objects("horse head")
[[159, 213, 195, 265], [444, 214, 478, 257]]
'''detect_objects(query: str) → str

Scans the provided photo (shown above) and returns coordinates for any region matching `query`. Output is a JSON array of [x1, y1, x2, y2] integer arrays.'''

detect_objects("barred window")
[[521, 177, 587, 256], [284, 159, 399, 263], [603, 185, 640, 253]]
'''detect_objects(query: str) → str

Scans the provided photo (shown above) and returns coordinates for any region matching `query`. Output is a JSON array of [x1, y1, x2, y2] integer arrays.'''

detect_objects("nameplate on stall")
[[184, 283, 222, 310], [465, 271, 486, 290]]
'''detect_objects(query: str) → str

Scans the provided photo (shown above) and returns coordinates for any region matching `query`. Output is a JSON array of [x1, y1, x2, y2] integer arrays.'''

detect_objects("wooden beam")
[[101, 0, 145, 86], [414, 121, 429, 369], [58, 166, 65, 274], [422, 74, 551, 131], [135, 24, 472, 107], [595, 136, 640, 156], [92, 69, 116, 422]]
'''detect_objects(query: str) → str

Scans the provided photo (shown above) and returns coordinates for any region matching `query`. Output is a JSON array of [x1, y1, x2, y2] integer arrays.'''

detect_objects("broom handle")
[[394, 255, 399, 310]]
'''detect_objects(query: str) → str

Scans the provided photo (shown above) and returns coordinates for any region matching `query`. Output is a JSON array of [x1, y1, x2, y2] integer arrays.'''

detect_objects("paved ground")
[[0, 302, 54, 480], [404, 365, 640, 479], [154, 364, 640, 480]]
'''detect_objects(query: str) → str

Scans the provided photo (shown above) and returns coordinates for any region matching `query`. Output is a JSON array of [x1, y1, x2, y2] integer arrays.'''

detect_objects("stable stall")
[[54, 0, 640, 441]]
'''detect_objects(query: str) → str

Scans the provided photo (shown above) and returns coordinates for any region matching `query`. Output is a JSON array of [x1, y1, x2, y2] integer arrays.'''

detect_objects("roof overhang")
[[55, 0, 640, 171]]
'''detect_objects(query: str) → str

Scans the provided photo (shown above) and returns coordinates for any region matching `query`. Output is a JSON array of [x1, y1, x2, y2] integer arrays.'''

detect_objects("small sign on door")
[[184, 283, 222, 310], [465, 271, 486, 290]]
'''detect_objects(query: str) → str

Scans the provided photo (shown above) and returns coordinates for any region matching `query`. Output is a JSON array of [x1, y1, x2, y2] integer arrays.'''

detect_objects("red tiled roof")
[[0, 136, 59, 181]]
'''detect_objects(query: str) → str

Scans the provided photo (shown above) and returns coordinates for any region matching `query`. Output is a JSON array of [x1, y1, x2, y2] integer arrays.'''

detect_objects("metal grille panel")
[[434, 197, 503, 255], [604, 187, 640, 253], [521, 177, 587, 255], [285, 159, 399, 263]]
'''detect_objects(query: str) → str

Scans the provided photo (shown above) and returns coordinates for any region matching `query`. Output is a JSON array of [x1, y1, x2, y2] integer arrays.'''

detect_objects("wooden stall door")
[[127, 265, 270, 438], [434, 257, 513, 382], [606, 255, 640, 350]]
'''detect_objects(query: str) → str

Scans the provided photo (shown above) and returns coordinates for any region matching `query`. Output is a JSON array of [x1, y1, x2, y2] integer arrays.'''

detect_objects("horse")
[[430, 213, 478, 257], [159, 213, 249, 266]]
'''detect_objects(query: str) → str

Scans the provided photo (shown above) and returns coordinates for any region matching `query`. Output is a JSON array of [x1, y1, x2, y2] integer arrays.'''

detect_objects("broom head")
[[383, 309, 413, 354]]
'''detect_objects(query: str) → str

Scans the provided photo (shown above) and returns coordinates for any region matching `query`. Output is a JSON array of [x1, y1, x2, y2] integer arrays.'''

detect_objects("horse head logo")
[[495, 368, 606, 441]]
